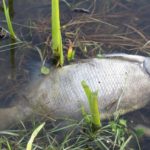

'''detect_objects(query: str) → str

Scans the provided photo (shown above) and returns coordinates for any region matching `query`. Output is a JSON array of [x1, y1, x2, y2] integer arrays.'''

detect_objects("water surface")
[[0, 0, 150, 149]]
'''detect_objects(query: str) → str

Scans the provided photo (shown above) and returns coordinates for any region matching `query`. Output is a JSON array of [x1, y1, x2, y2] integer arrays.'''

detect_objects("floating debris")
[[0, 26, 10, 40]]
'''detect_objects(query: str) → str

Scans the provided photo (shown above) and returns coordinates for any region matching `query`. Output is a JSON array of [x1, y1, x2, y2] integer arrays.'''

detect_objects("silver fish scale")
[[30, 58, 150, 118], [56, 59, 129, 109]]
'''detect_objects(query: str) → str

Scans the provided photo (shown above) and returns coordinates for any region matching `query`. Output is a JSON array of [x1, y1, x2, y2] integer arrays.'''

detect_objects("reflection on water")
[[8, 0, 14, 19], [0, 0, 150, 149], [8, 0, 16, 73]]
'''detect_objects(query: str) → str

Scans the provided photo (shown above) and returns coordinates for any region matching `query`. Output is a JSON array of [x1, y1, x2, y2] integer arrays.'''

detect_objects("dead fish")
[[0, 53, 150, 129]]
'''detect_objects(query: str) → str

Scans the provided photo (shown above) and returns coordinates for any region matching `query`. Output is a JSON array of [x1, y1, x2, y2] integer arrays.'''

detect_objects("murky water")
[[0, 0, 150, 149]]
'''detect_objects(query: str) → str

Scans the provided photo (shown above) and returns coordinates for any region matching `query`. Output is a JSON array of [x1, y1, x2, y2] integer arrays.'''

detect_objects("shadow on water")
[[8, 0, 16, 74], [0, 0, 150, 149], [1, 0, 16, 79]]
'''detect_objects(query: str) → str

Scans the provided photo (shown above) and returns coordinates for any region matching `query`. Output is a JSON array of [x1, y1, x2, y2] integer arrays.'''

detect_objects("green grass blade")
[[120, 135, 133, 150], [90, 91, 101, 127], [81, 80, 92, 106], [26, 122, 45, 150], [6, 140, 12, 150], [81, 105, 91, 124], [2, 0, 17, 40], [0, 131, 19, 136]]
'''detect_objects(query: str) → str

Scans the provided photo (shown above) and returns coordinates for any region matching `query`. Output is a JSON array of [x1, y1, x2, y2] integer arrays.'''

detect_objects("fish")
[[0, 53, 150, 129]]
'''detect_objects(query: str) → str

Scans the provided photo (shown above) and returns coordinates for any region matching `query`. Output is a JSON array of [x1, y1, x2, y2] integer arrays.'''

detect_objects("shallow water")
[[0, 0, 150, 149]]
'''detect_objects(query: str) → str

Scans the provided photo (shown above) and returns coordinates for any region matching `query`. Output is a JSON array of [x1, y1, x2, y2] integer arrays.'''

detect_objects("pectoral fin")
[[143, 58, 150, 75]]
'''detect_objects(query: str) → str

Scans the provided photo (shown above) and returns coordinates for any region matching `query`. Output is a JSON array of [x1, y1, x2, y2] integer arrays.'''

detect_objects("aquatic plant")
[[67, 40, 75, 61], [81, 80, 101, 129], [2, 0, 18, 40], [51, 0, 64, 66]]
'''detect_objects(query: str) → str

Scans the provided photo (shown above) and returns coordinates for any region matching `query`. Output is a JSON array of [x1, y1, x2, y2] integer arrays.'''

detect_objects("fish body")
[[1, 54, 150, 129], [27, 54, 150, 119]]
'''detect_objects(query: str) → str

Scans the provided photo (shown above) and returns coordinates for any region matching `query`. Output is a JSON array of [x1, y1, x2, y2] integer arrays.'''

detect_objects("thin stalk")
[[2, 0, 17, 40], [51, 0, 64, 66]]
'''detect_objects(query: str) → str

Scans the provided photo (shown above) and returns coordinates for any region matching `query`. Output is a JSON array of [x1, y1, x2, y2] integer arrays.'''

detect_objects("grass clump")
[[80, 81, 139, 149], [0, 118, 141, 150]]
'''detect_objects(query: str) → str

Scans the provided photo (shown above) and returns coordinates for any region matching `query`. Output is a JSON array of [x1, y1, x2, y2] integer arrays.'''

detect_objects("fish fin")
[[143, 58, 150, 75], [103, 53, 145, 63]]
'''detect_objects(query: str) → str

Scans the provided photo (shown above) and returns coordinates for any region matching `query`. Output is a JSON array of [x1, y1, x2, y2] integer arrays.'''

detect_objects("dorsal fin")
[[104, 53, 145, 63]]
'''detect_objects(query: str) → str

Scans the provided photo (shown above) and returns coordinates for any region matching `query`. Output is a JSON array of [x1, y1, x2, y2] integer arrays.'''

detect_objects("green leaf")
[[67, 47, 75, 61], [41, 66, 50, 75], [90, 91, 101, 127], [110, 121, 117, 132], [119, 119, 127, 127], [81, 81, 92, 105], [135, 128, 145, 138], [81, 105, 91, 124], [26, 122, 45, 150]]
